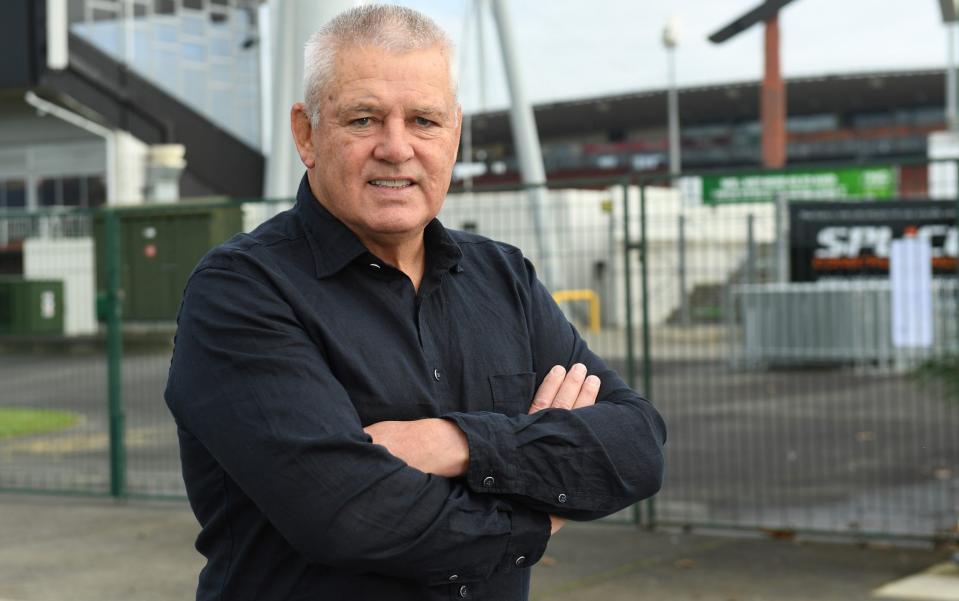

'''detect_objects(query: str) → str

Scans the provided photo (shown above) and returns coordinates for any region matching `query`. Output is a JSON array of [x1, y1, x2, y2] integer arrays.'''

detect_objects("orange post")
[[761, 14, 787, 168]]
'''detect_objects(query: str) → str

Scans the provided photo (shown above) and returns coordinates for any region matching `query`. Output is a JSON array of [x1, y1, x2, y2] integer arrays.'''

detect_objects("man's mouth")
[[369, 179, 414, 189]]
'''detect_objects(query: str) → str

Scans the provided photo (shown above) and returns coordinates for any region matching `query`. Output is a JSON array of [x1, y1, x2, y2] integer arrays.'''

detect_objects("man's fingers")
[[550, 363, 587, 410], [529, 365, 566, 414], [572, 375, 601, 409]]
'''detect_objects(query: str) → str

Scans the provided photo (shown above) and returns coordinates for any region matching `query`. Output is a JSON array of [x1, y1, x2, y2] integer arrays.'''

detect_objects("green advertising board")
[[699, 166, 897, 204]]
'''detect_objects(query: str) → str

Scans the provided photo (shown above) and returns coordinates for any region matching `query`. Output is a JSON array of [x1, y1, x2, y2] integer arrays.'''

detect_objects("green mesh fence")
[[0, 162, 956, 543]]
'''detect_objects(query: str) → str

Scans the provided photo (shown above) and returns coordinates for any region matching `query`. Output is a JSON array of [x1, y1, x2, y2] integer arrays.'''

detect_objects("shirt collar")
[[423, 216, 464, 276], [294, 173, 463, 279]]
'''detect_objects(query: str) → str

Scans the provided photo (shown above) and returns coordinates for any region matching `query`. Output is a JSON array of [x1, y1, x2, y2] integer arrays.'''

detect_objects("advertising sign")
[[789, 201, 957, 282], [699, 166, 897, 204]]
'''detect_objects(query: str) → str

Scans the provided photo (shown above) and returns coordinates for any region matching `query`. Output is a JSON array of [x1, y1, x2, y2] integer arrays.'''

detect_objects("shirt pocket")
[[488, 372, 535, 416]]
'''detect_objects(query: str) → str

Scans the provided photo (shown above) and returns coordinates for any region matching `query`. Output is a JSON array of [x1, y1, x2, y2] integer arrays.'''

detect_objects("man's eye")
[[350, 117, 371, 127], [415, 117, 436, 127]]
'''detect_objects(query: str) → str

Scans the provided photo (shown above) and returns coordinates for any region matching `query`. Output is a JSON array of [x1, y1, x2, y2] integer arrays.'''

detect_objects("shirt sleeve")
[[442, 258, 667, 520], [165, 265, 550, 586]]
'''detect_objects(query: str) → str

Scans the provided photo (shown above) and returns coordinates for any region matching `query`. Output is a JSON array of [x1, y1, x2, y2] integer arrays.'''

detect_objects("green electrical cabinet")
[[0, 277, 65, 336], [96, 202, 243, 322]]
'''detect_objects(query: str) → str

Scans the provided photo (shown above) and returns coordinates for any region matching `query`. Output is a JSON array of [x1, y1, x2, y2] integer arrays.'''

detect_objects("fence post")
[[678, 214, 690, 325], [104, 209, 126, 497], [746, 213, 756, 285], [640, 183, 656, 530], [955, 159, 959, 356], [774, 192, 790, 283], [621, 181, 640, 526]]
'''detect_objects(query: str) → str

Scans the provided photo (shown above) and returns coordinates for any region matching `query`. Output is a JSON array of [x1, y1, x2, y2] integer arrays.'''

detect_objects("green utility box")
[[0, 277, 65, 336], [95, 201, 243, 322]]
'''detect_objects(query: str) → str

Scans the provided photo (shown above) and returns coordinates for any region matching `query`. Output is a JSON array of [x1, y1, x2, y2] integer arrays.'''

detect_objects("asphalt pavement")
[[3, 346, 958, 538], [0, 493, 954, 601]]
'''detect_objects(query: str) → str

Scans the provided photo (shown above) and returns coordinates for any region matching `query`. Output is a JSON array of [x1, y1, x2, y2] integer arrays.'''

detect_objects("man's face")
[[292, 44, 461, 248]]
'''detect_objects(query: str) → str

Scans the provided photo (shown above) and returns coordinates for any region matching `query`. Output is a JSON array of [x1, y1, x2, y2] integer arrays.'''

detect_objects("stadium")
[[0, 1, 957, 599]]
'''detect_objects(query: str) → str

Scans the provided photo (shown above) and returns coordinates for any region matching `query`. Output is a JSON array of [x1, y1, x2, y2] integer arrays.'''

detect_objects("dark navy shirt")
[[165, 176, 666, 601]]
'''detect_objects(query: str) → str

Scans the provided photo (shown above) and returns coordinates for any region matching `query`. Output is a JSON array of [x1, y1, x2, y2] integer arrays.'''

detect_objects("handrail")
[[552, 289, 601, 332]]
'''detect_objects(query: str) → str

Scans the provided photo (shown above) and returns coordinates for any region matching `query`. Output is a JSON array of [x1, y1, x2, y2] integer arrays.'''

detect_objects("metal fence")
[[0, 160, 957, 543]]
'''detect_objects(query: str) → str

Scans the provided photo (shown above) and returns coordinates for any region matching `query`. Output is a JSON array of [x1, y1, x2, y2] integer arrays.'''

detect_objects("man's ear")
[[290, 103, 316, 168], [452, 104, 463, 161]]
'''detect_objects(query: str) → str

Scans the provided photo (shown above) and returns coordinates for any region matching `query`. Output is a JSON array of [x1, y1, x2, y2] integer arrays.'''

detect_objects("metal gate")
[[625, 164, 959, 542]]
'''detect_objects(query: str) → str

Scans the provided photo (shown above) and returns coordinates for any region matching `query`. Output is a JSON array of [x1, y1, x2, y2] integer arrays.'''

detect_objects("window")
[[62, 177, 82, 207], [155, 0, 175, 15], [38, 179, 59, 207], [87, 176, 107, 207], [1, 180, 26, 209], [32, 175, 107, 209]]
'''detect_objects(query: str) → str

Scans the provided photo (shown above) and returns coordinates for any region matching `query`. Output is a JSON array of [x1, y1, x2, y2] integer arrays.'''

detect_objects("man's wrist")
[[431, 418, 469, 477]]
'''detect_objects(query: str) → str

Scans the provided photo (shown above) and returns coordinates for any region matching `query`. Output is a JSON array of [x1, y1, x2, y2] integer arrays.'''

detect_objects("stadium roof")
[[467, 68, 945, 146]]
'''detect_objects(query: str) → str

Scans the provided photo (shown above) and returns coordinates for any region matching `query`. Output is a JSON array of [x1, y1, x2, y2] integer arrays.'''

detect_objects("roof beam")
[[709, 0, 796, 43]]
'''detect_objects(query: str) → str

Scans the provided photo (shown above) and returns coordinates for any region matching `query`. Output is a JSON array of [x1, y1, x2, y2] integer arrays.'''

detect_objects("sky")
[[387, 0, 952, 114]]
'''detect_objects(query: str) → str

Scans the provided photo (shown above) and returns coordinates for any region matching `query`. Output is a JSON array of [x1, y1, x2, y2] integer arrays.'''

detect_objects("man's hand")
[[364, 418, 469, 478], [549, 515, 566, 535], [528, 363, 601, 414]]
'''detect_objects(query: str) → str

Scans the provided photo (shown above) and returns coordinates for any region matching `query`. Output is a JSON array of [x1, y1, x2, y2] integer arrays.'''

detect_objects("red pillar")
[[761, 13, 786, 168]]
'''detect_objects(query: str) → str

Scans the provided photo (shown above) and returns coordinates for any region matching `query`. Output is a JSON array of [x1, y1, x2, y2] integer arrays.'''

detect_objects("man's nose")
[[373, 119, 415, 163]]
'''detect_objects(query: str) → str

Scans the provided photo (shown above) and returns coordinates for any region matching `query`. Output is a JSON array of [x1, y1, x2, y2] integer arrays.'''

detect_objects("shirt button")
[[515, 555, 527, 567], [433, 368, 442, 381], [482, 476, 495, 487], [557, 493, 568, 503], [368, 263, 381, 269], [448, 574, 459, 582], [458, 584, 469, 598]]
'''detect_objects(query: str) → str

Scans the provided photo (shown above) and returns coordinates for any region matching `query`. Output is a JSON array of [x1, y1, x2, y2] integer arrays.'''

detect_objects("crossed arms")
[[365, 363, 603, 534], [166, 259, 666, 586]]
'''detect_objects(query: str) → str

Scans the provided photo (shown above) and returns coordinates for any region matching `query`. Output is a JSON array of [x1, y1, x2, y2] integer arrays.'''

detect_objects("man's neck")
[[362, 235, 427, 292]]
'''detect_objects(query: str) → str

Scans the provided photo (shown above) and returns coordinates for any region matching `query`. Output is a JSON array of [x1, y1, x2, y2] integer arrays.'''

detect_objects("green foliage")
[[0, 408, 79, 439], [913, 355, 959, 404]]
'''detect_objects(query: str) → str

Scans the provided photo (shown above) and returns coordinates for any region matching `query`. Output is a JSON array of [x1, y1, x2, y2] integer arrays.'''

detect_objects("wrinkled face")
[[292, 44, 461, 250]]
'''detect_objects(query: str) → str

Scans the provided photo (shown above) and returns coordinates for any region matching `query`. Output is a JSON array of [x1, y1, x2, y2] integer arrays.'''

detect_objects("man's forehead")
[[335, 96, 453, 115], [327, 79, 455, 118], [327, 45, 453, 92]]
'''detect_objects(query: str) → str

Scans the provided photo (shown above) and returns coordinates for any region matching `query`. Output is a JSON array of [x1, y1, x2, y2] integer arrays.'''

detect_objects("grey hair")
[[302, 4, 458, 127]]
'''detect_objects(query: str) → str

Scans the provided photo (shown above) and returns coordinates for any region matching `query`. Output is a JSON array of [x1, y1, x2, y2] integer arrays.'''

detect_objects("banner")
[[789, 200, 957, 282], [699, 166, 897, 204]]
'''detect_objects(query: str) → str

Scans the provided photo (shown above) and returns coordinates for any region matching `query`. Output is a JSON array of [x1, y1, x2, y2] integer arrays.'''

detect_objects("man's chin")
[[356, 216, 432, 240]]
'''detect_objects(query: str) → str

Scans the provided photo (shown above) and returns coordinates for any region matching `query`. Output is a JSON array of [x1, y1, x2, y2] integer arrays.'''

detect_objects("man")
[[165, 5, 666, 601]]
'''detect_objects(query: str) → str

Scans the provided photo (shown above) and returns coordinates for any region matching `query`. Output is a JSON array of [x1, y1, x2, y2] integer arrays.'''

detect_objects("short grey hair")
[[302, 4, 457, 127]]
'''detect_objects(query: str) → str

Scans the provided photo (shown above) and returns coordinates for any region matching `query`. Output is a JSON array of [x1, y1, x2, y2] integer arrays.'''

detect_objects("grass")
[[913, 355, 959, 405], [0, 408, 80, 440]]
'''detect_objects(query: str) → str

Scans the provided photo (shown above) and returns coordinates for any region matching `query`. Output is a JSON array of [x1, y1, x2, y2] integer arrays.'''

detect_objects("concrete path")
[[0, 493, 955, 601]]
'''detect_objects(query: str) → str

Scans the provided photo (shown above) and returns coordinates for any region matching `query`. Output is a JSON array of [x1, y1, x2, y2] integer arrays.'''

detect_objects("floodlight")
[[662, 16, 681, 49]]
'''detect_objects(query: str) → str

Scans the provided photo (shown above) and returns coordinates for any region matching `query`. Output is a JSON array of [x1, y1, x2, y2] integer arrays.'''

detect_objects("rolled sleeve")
[[441, 259, 667, 520]]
